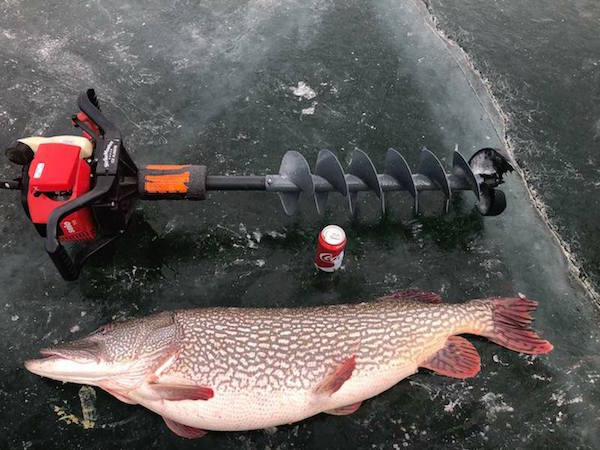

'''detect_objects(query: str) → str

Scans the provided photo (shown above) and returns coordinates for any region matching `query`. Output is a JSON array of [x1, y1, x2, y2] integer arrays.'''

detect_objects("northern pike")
[[25, 291, 552, 438]]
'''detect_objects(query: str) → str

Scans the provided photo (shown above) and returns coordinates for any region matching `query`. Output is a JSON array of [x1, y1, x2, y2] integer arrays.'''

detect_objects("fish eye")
[[93, 323, 113, 335]]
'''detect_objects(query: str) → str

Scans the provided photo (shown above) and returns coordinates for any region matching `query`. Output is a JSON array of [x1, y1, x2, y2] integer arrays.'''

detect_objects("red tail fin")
[[486, 297, 553, 354]]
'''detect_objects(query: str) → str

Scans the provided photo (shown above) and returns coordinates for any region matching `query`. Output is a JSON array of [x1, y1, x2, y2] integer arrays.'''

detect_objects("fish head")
[[25, 312, 179, 389]]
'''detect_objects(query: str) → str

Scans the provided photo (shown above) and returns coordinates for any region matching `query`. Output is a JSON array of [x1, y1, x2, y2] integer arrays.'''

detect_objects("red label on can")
[[315, 225, 346, 272]]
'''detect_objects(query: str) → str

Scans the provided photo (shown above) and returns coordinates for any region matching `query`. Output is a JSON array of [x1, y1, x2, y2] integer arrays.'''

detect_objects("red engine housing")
[[27, 142, 96, 242]]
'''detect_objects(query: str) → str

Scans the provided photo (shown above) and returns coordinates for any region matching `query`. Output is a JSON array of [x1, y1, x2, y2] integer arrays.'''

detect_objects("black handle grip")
[[0, 179, 21, 190], [44, 177, 114, 280], [47, 242, 80, 281], [77, 89, 112, 135]]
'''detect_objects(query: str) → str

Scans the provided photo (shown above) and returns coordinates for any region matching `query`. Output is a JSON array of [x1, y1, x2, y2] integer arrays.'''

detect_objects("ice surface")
[[0, 0, 598, 449]]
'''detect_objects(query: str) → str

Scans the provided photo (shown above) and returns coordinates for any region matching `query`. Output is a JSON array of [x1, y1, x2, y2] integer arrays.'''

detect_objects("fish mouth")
[[25, 346, 104, 385], [38, 346, 99, 362]]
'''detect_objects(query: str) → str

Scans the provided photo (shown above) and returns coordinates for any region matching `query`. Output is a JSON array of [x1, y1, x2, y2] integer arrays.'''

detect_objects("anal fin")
[[420, 336, 480, 379], [315, 355, 356, 395], [325, 401, 362, 416], [163, 416, 207, 439], [149, 383, 214, 401]]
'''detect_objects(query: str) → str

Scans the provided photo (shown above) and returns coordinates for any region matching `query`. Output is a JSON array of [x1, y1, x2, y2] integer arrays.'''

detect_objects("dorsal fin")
[[385, 290, 442, 304], [420, 336, 480, 379], [315, 355, 356, 395]]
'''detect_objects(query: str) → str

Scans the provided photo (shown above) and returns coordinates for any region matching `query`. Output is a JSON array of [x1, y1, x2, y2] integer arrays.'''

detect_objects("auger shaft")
[[206, 176, 267, 191], [205, 174, 470, 193], [200, 147, 513, 217], [260, 173, 471, 193]]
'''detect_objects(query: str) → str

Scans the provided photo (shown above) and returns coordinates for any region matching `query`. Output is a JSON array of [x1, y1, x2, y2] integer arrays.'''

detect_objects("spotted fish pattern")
[[167, 294, 500, 391]]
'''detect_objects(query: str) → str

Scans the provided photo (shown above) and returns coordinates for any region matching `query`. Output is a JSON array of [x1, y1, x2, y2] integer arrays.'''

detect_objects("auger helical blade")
[[452, 150, 480, 201], [313, 149, 349, 215], [385, 148, 419, 214], [347, 149, 385, 216], [277, 151, 315, 215], [232, 147, 512, 217], [418, 147, 451, 213]]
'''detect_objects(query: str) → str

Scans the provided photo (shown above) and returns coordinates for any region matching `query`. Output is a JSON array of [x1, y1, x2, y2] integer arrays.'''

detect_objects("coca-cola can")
[[315, 225, 346, 272]]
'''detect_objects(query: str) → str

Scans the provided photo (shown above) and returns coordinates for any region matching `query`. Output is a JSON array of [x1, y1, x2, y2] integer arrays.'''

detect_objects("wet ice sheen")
[[0, 0, 599, 449]]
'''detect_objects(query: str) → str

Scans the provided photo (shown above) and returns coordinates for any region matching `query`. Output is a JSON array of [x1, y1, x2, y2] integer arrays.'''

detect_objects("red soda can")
[[315, 225, 346, 272]]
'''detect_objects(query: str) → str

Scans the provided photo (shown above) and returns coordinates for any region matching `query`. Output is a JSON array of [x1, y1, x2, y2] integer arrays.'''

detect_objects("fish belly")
[[131, 364, 418, 431]]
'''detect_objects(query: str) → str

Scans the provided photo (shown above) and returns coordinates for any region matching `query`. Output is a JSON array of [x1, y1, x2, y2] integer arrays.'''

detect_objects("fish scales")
[[166, 299, 489, 391]]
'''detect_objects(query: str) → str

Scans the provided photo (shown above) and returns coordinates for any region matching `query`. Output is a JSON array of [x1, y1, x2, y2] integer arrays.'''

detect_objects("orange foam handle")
[[143, 165, 191, 194], [145, 164, 187, 170]]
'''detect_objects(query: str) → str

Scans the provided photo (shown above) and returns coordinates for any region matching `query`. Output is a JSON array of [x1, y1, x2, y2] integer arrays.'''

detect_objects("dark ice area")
[[0, 1, 599, 449], [429, 0, 600, 297]]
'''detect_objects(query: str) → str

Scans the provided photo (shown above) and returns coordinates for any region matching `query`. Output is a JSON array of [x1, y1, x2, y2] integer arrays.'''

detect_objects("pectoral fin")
[[163, 417, 207, 439], [315, 355, 356, 395], [325, 401, 362, 415], [420, 336, 480, 379], [148, 383, 214, 401]]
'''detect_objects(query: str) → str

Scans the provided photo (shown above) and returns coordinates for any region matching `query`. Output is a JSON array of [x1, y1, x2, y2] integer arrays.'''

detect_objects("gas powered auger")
[[1, 89, 513, 281]]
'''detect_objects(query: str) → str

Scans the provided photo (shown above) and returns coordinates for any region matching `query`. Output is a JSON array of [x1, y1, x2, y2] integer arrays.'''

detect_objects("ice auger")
[[0, 89, 513, 280]]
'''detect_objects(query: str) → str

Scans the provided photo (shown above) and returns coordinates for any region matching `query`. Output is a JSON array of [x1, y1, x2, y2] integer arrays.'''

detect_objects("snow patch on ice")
[[550, 390, 584, 407], [492, 354, 508, 366], [532, 374, 552, 382], [291, 81, 317, 100], [444, 398, 460, 412], [301, 102, 317, 115], [480, 392, 514, 420]]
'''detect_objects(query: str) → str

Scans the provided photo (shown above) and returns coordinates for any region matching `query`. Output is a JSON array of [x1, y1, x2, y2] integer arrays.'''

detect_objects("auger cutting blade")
[[277, 151, 314, 215], [468, 147, 514, 186], [452, 150, 480, 201], [468, 147, 514, 216], [385, 148, 418, 214], [347, 149, 384, 216], [314, 149, 349, 215], [418, 147, 451, 213]]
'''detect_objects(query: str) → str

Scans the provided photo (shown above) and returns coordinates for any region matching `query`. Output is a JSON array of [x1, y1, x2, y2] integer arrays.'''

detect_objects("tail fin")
[[484, 297, 553, 355]]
